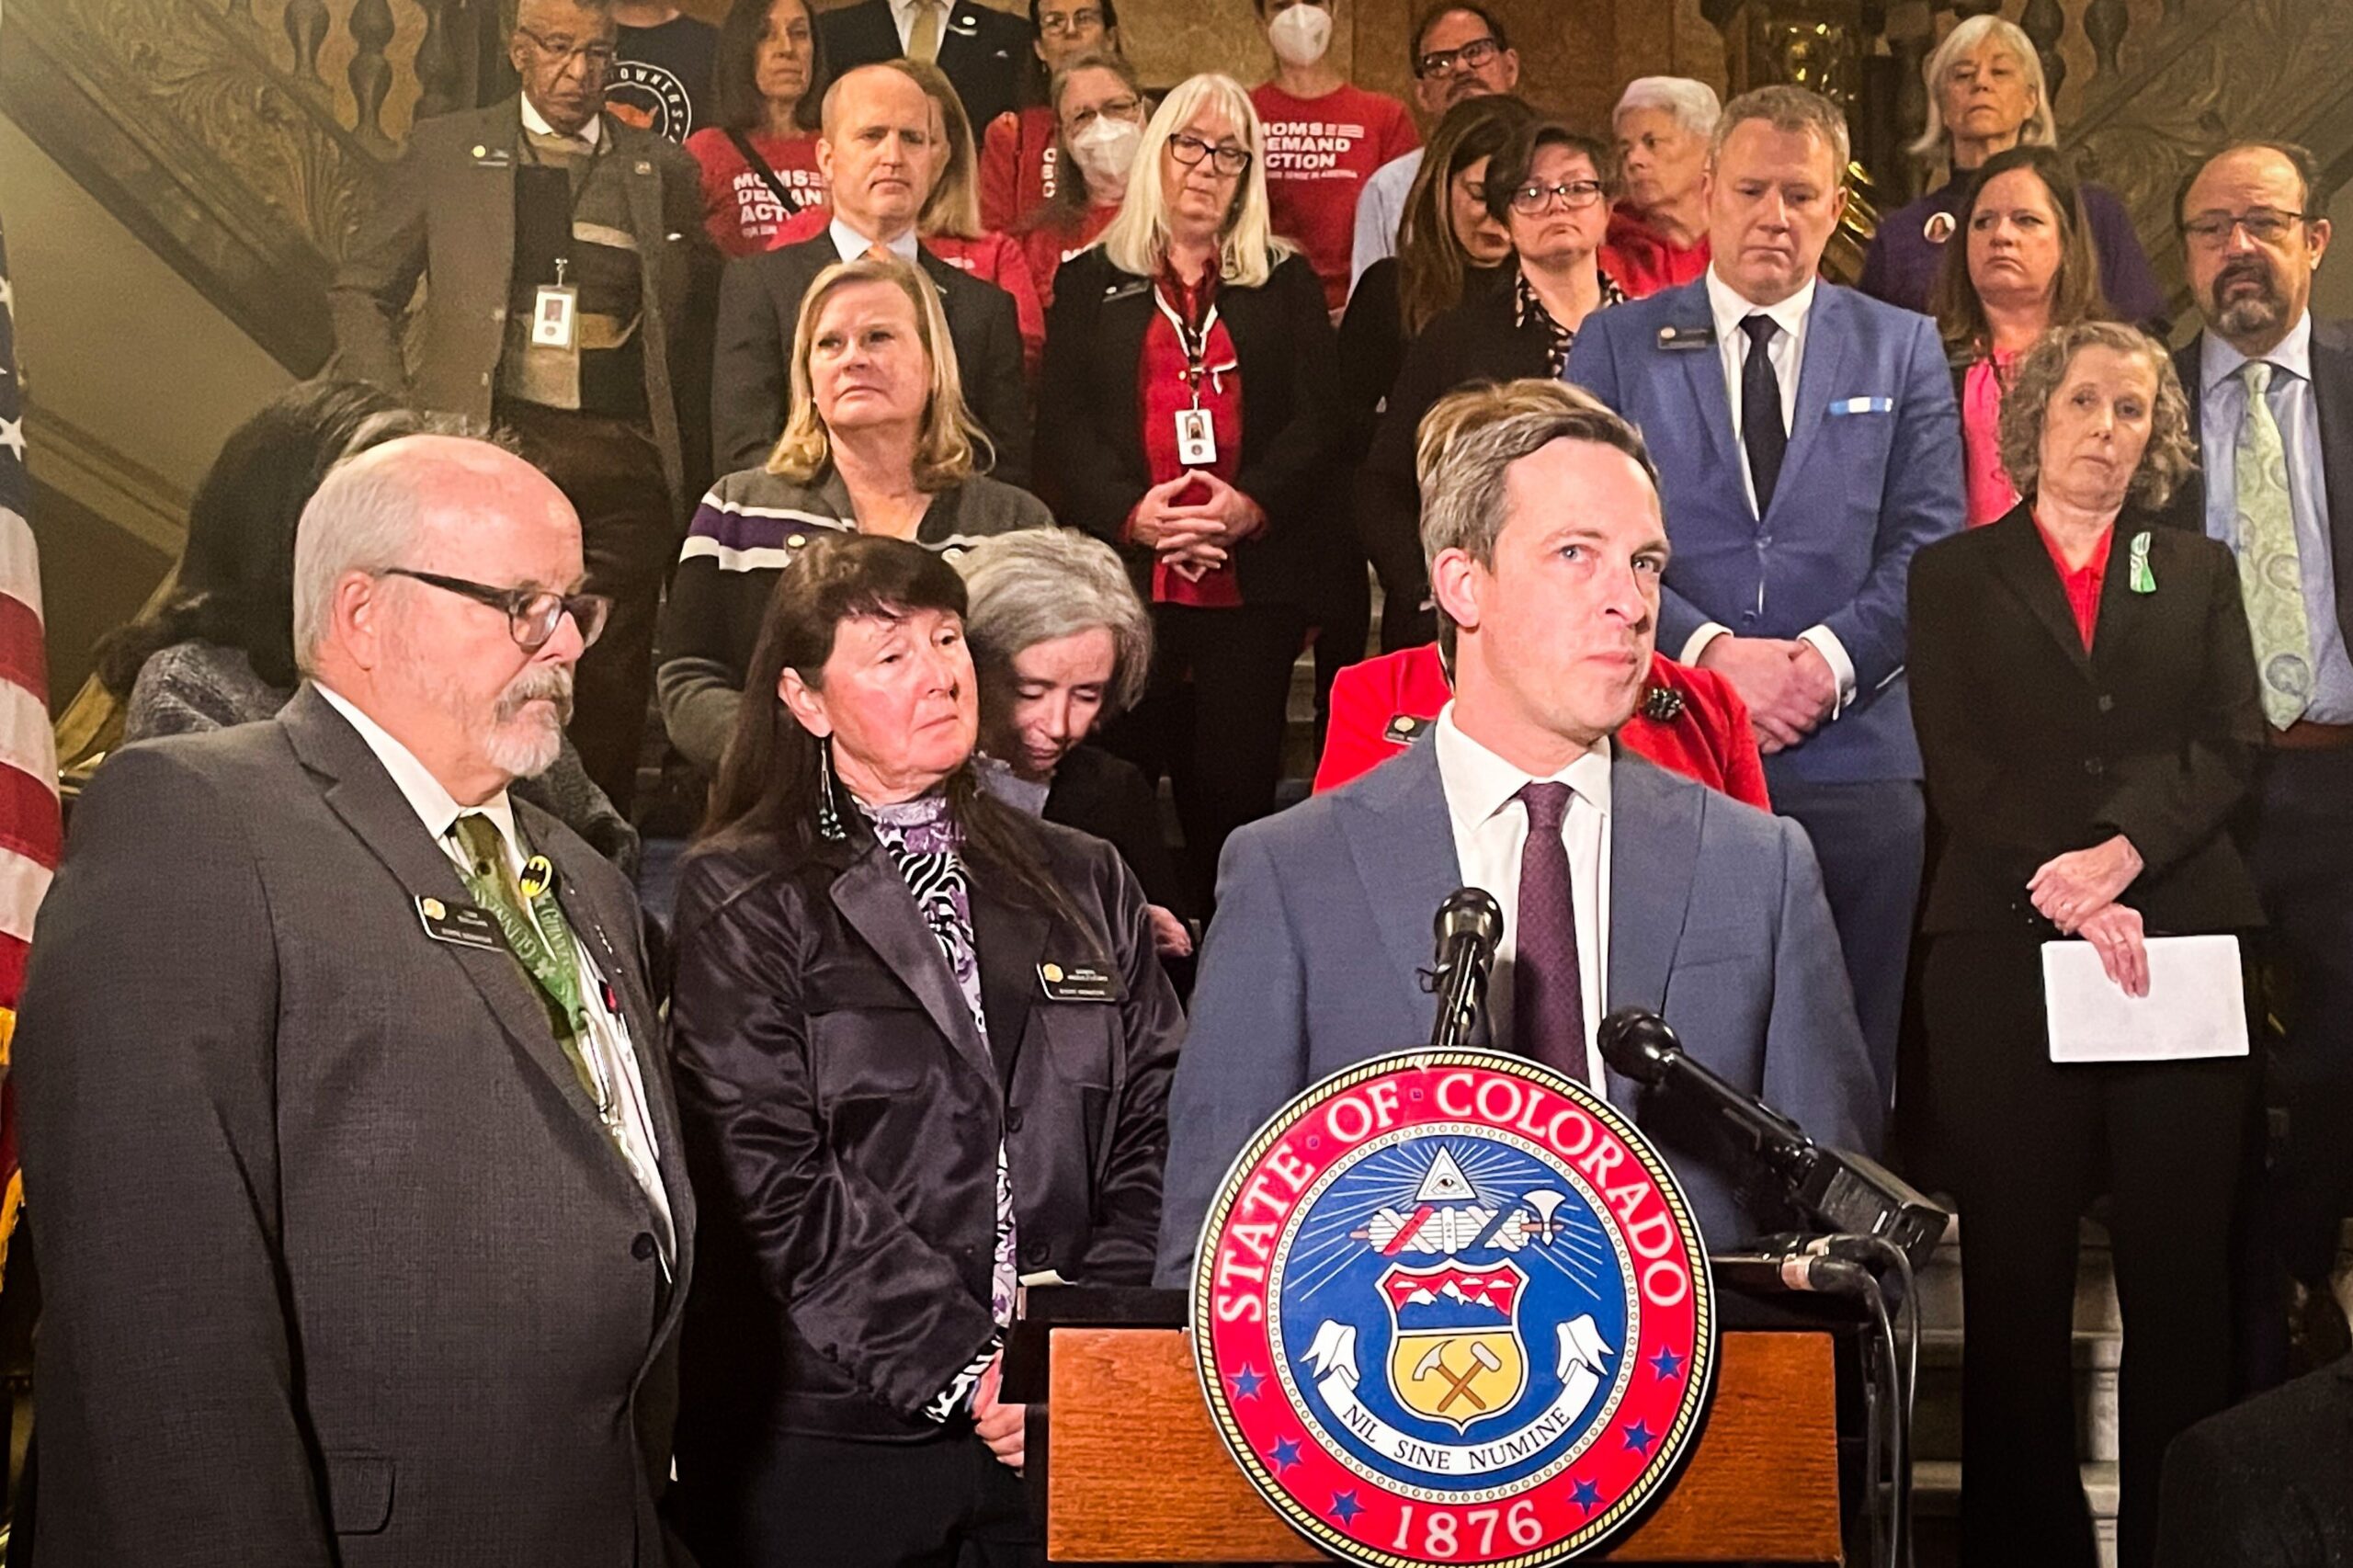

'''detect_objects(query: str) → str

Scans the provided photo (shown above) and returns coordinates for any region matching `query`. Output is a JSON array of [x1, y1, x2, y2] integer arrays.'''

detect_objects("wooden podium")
[[1006, 1287, 1848, 1564]]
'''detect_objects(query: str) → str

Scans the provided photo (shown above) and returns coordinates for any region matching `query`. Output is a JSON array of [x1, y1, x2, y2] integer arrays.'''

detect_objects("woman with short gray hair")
[[1908, 317, 2260, 1568], [1859, 13, 2161, 324], [1607, 75, 1717, 295], [958, 528, 1193, 958]]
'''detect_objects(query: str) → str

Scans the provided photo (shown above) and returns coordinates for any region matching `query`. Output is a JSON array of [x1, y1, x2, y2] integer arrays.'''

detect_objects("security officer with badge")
[[331, 0, 719, 816]]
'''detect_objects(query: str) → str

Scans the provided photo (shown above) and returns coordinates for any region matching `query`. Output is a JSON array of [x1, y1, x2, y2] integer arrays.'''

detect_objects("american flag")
[[0, 218, 63, 1278]]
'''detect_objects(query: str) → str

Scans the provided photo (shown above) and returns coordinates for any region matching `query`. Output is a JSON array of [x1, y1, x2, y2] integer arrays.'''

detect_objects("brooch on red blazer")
[[1641, 686, 1685, 722]]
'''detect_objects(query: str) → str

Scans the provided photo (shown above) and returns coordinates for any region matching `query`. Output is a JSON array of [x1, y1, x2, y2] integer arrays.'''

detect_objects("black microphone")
[[1427, 888, 1504, 1053], [1711, 1251, 1877, 1298], [1597, 1006, 1949, 1267]]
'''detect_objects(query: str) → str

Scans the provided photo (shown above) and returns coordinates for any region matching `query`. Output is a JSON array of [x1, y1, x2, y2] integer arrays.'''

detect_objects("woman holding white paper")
[[1907, 319, 2268, 1568]]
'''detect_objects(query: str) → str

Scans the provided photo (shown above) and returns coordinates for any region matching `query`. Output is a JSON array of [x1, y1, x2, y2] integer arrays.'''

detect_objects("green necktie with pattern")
[[449, 812, 602, 1108], [2234, 359, 2315, 730]]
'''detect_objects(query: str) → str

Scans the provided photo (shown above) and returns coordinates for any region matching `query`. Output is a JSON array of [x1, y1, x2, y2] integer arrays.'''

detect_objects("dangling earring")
[[815, 735, 847, 842]]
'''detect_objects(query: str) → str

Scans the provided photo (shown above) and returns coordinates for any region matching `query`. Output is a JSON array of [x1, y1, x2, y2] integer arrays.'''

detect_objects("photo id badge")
[[531, 284, 579, 349], [1175, 406, 1218, 466]]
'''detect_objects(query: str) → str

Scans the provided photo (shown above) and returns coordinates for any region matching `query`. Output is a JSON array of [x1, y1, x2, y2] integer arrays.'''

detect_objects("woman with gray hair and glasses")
[[958, 528, 1193, 958]]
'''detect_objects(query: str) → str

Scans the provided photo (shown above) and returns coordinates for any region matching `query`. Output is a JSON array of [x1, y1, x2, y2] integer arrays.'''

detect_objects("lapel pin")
[[2128, 530, 2156, 594], [519, 854, 558, 899], [634, 160, 654, 175], [1924, 210, 1958, 244]]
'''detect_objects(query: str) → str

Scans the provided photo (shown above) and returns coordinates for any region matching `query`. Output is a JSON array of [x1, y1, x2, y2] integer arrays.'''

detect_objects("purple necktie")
[[1514, 781, 1587, 1085]]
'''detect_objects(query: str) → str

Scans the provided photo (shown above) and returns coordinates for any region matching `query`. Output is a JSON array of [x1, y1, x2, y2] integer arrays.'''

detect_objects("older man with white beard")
[[12, 434, 695, 1567]]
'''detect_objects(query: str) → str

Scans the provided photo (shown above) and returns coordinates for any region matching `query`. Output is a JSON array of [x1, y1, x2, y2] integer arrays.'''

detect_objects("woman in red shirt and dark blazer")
[[1908, 321, 2263, 1568], [1039, 71, 1342, 907]]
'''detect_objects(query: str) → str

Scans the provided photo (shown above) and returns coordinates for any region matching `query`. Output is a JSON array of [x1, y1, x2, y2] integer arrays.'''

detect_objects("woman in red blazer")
[[1313, 643, 1770, 809]]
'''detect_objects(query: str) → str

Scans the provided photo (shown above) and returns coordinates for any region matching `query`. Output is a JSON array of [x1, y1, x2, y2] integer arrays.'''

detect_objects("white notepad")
[[2040, 934, 2249, 1062]]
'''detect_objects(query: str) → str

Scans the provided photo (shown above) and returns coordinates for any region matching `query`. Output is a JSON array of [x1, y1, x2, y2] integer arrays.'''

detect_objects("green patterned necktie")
[[449, 812, 603, 1109], [2234, 359, 2315, 729]]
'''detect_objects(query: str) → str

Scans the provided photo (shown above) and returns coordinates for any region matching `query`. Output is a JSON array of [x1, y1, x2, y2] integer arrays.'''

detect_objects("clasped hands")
[[1699, 636, 1839, 755], [2029, 835, 2149, 997], [1130, 472, 1266, 582]]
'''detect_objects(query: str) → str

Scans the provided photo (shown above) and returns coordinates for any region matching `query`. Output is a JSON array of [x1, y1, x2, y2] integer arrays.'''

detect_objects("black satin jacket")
[[665, 806, 1183, 1449]]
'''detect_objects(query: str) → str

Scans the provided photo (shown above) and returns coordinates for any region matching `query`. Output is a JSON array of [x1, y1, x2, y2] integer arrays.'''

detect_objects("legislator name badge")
[[1193, 1052, 1715, 1566]]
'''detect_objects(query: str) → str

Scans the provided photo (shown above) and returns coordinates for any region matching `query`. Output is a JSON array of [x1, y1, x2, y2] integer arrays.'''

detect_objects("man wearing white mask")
[[1249, 0, 1418, 315]]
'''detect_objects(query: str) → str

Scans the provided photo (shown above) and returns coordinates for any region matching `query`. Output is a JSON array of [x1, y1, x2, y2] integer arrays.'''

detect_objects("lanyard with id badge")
[[1155, 276, 1237, 468], [517, 133, 608, 365]]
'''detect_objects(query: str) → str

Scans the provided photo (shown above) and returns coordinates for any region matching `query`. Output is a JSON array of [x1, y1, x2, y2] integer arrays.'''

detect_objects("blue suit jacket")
[[1152, 740, 1882, 1284], [1565, 279, 1965, 784]]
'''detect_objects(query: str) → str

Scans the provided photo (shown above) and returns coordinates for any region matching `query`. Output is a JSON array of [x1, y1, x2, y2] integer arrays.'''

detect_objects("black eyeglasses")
[[515, 24, 619, 72], [1415, 36, 1501, 80], [2180, 207, 2313, 248], [1510, 178, 1608, 216], [1167, 132, 1253, 176], [382, 569, 611, 653]]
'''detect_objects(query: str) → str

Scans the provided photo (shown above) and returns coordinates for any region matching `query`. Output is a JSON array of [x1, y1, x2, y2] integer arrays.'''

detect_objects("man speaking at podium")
[[1156, 381, 1881, 1278]]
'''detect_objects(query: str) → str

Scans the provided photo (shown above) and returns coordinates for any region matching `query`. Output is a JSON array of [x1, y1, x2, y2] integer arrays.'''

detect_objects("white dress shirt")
[[2198, 311, 2353, 722], [1681, 267, 1857, 714], [1433, 704, 1611, 1085], [1348, 147, 1424, 297], [521, 92, 604, 148], [315, 685, 676, 1268], [829, 216, 923, 265]]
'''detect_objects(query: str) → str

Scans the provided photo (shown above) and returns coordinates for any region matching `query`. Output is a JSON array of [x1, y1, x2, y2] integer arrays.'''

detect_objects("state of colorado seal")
[[1193, 1051, 1715, 1566]]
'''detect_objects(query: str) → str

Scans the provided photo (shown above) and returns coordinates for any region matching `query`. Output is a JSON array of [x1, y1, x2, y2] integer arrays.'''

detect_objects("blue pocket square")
[[1828, 396, 1894, 415]]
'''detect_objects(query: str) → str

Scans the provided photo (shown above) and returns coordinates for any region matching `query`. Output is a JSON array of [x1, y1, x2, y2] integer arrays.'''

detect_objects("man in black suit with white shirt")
[[820, 0, 1031, 132]]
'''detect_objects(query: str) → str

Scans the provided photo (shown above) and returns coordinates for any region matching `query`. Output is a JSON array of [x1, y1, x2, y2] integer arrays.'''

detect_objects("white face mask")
[[1267, 4, 1333, 68], [1069, 114, 1143, 186]]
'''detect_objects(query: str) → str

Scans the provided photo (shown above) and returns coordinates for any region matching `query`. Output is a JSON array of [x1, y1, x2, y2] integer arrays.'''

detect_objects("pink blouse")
[[1963, 352, 2021, 528]]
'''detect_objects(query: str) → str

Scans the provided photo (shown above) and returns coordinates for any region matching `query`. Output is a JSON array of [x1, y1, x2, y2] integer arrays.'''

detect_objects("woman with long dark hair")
[[97, 380, 638, 872], [1929, 142, 2112, 526], [667, 531, 1179, 1567], [685, 0, 833, 256]]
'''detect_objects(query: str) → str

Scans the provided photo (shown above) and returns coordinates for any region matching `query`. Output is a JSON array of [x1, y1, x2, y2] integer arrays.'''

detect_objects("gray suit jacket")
[[1154, 737, 1881, 1283], [329, 97, 718, 513], [15, 686, 696, 1567]]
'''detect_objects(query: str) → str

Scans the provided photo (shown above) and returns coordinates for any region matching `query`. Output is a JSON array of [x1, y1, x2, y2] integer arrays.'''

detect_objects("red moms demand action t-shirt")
[[1250, 80, 1418, 313], [684, 128, 828, 258]]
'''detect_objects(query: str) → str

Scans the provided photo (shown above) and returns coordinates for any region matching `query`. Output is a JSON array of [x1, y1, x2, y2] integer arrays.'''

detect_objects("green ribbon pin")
[[2128, 530, 2155, 595]]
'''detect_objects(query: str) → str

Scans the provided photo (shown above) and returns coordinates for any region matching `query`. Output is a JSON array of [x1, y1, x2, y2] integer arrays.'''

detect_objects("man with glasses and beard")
[[2162, 141, 2353, 1373], [11, 436, 694, 1567]]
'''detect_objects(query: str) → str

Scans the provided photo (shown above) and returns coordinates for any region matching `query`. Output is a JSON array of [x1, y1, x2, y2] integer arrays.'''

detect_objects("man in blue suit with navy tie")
[[1566, 85, 1964, 1104], [1155, 381, 1881, 1283]]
